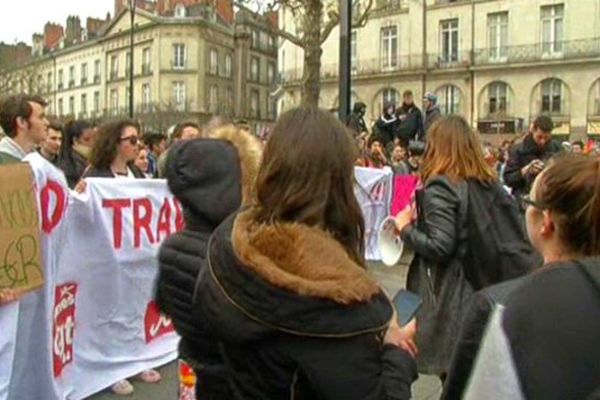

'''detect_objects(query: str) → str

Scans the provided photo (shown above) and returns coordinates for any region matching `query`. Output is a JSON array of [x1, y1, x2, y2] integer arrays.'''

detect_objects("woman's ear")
[[540, 210, 555, 237]]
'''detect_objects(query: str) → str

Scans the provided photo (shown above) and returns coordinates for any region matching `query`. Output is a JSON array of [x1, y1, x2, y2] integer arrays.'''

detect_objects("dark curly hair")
[[89, 119, 139, 170]]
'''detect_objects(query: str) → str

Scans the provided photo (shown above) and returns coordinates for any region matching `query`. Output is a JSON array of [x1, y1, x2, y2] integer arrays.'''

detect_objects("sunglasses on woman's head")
[[119, 136, 139, 145]]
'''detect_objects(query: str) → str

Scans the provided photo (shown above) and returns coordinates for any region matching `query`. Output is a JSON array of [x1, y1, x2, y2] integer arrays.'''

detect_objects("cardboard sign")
[[0, 163, 44, 294]]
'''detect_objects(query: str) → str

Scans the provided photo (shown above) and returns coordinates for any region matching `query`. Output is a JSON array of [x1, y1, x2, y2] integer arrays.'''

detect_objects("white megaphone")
[[378, 216, 404, 267]]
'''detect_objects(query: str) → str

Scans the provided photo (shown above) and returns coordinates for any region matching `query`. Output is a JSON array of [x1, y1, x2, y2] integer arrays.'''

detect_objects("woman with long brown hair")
[[196, 107, 418, 399], [393, 115, 496, 378]]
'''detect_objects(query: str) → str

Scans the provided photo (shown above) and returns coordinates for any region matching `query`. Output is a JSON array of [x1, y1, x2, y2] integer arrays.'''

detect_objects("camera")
[[408, 140, 426, 156]]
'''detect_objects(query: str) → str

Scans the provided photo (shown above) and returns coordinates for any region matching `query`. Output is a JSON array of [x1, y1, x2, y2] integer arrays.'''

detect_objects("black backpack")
[[462, 180, 541, 290]]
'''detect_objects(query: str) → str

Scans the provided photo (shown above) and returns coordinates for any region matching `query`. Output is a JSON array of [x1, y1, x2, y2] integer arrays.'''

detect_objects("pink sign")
[[391, 175, 419, 216]]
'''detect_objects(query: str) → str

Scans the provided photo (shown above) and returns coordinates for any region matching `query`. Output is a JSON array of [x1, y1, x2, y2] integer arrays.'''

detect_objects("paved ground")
[[89, 255, 442, 399]]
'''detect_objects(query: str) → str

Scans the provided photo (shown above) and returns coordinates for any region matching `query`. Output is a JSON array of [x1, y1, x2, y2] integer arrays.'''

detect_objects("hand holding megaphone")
[[378, 204, 415, 267]]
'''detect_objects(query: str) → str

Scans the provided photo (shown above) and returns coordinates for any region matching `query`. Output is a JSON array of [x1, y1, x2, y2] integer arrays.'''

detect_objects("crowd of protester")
[[1, 92, 600, 400]]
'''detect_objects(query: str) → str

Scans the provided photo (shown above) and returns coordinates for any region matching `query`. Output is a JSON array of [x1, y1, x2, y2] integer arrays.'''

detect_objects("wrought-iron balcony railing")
[[68, 80, 75, 88], [94, 75, 101, 84], [427, 51, 471, 69], [474, 38, 600, 66]]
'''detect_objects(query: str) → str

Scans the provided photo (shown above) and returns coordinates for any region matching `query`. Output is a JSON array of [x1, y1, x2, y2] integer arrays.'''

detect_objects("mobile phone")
[[392, 290, 422, 327]]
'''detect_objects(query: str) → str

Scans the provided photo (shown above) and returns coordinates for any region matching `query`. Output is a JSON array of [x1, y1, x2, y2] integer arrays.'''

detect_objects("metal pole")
[[338, 0, 351, 123], [129, 0, 135, 118]]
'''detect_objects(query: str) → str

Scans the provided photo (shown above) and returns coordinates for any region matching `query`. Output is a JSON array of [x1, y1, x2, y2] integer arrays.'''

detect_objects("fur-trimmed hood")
[[165, 126, 262, 231], [203, 209, 393, 337]]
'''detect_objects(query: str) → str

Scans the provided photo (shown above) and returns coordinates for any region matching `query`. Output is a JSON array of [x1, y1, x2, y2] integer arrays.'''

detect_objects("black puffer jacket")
[[57, 148, 88, 188], [400, 176, 474, 375], [155, 127, 262, 399], [503, 134, 562, 198], [196, 209, 418, 400]]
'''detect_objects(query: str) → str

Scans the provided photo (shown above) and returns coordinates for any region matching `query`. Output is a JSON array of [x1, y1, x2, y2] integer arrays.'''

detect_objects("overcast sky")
[[0, 0, 114, 45]]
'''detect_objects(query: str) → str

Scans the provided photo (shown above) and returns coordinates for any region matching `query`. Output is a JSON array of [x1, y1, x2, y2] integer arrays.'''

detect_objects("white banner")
[[0, 158, 390, 400], [354, 167, 393, 260]]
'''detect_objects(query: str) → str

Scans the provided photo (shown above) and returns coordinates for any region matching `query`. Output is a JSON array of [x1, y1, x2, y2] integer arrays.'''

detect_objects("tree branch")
[[320, 12, 340, 44], [234, 1, 305, 47], [353, 0, 374, 28]]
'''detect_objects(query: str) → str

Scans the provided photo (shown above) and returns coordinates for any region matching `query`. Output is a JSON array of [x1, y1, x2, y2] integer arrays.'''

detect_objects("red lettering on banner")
[[102, 199, 132, 249], [173, 198, 185, 232], [40, 180, 67, 234], [144, 301, 174, 343], [53, 283, 78, 378], [156, 198, 172, 241], [133, 198, 155, 248]]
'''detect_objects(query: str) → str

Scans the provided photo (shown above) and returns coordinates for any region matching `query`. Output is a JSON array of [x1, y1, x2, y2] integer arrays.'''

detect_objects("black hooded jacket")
[[155, 127, 262, 399], [195, 209, 418, 400], [347, 102, 368, 137]]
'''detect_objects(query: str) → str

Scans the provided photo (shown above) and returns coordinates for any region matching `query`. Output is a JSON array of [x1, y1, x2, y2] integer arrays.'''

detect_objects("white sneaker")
[[111, 379, 134, 396], [137, 369, 161, 384]]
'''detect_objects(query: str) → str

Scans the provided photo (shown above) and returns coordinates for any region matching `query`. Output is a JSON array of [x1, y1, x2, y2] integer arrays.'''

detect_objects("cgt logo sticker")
[[144, 301, 174, 343], [53, 283, 78, 377]]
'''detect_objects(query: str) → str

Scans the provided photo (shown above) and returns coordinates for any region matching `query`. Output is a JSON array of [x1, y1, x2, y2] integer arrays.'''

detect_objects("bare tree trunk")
[[301, 0, 322, 107]]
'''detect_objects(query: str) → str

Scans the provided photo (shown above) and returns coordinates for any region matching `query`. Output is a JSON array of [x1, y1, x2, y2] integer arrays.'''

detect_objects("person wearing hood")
[[422, 92, 441, 140], [373, 101, 399, 147], [195, 107, 418, 400], [503, 115, 562, 199], [155, 125, 262, 399], [346, 102, 368, 138], [464, 154, 600, 400], [57, 119, 96, 188]]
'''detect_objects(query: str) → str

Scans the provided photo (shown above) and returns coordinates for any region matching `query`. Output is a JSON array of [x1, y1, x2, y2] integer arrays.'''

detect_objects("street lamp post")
[[338, 0, 352, 123], [129, 0, 135, 118]]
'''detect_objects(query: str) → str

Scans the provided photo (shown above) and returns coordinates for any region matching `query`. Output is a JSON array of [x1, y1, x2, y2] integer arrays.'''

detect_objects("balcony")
[[80, 77, 87, 86], [474, 38, 600, 67], [141, 64, 152, 75], [68, 80, 75, 89], [58, 82, 64, 90], [434, 0, 470, 5], [94, 75, 101, 84], [427, 51, 471, 69], [109, 71, 118, 81]]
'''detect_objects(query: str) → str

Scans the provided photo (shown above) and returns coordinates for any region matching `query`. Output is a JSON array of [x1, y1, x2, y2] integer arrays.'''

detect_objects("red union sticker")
[[144, 301, 174, 343], [53, 283, 78, 378]]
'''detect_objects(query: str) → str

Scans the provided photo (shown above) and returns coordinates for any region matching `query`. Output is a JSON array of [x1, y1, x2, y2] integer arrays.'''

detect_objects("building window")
[[142, 84, 151, 112], [47, 72, 52, 92], [437, 85, 461, 115], [81, 63, 88, 85], [488, 82, 508, 115], [351, 30, 358, 71], [68, 96, 75, 115], [380, 26, 398, 69], [251, 30, 259, 48], [594, 81, 600, 115], [58, 98, 64, 116], [440, 19, 459, 63], [93, 91, 100, 114], [69, 66, 75, 88], [541, 79, 563, 114], [172, 81, 186, 111], [80, 94, 87, 116], [267, 35, 275, 51], [251, 89, 259, 118], [110, 89, 118, 115], [209, 85, 219, 113], [110, 55, 118, 80], [541, 4, 564, 55], [267, 62, 275, 84], [209, 48, 218, 75], [173, 44, 186, 69], [58, 69, 64, 90], [381, 88, 398, 112], [250, 56, 260, 82], [94, 60, 101, 83], [488, 12, 508, 61], [225, 54, 232, 77], [142, 47, 151, 74], [125, 52, 131, 77], [174, 3, 186, 17]]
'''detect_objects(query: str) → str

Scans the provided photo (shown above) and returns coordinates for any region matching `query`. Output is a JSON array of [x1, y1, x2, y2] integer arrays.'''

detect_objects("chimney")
[[65, 16, 83, 45], [43, 23, 64, 50], [32, 34, 44, 56], [265, 11, 278, 29], [216, 0, 234, 24]]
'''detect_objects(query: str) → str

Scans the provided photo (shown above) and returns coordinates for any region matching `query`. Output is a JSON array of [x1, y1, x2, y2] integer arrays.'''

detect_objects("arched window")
[[436, 84, 462, 115], [541, 78, 563, 114], [487, 82, 508, 115], [174, 4, 186, 18], [381, 88, 399, 112]]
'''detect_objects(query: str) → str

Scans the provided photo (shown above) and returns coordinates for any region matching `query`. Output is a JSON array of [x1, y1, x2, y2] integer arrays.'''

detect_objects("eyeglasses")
[[119, 135, 139, 146], [520, 194, 546, 210]]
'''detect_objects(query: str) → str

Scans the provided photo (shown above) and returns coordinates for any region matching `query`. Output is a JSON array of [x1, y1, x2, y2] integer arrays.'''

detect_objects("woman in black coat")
[[393, 115, 497, 377], [196, 107, 418, 400], [57, 120, 96, 188]]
